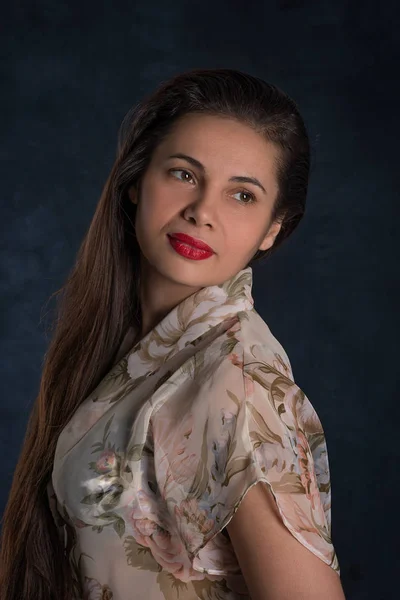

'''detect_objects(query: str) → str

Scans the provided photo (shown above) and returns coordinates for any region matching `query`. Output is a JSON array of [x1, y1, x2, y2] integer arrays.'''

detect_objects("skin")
[[226, 482, 346, 599], [128, 113, 346, 598], [128, 112, 282, 339]]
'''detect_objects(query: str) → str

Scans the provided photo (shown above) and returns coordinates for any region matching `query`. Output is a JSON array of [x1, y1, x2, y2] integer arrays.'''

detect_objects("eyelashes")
[[169, 168, 195, 185], [168, 168, 257, 205]]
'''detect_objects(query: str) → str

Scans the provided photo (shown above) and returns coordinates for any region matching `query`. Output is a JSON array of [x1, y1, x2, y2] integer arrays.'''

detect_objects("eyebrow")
[[167, 153, 267, 195]]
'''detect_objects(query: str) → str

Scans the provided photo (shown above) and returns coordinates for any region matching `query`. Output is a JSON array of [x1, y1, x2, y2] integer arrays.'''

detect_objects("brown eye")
[[233, 190, 256, 205], [170, 169, 195, 184]]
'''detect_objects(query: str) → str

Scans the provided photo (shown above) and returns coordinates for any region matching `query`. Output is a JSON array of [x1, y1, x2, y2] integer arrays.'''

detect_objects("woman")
[[0, 68, 346, 599]]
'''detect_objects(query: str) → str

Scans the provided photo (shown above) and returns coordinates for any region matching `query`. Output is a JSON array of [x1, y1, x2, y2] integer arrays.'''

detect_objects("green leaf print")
[[102, 483, 124, 510], [220, 336, 238, 356], [123, 536, 162, 572], [319, 481, 331, 494], [156, 571, 190, 599], [90, 442, 105, 453], [271, 471, 304, 494], [81, 490, 108, 505], [98, 511, 119, 521], [257, 363, 277, 375], [81, 483, 124, 508], [226, 389, 240, 411], [127, 443, 144, 461], [112, 517, 126, 538], [187, 418, 210, 499], [103, 414, 114, 443], [103, 357, 131, 385], [270, 378, 286, 402], [246, 401, 284, 447], [223, 456, 253, 486], [308, 432, 325, 452]]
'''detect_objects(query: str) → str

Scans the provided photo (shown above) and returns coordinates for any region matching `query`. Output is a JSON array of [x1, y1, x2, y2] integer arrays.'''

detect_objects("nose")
[[183, 190, 216, 227]]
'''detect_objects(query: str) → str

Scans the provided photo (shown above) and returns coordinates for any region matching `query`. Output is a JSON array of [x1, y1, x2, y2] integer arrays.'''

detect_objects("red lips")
[[169, 232, 214, 253]]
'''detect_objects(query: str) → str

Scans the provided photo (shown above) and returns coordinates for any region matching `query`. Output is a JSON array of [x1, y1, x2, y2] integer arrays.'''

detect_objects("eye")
[[232, 190, 257, 205], [169, 169, 256, 205], [169, 168, 195, 184]]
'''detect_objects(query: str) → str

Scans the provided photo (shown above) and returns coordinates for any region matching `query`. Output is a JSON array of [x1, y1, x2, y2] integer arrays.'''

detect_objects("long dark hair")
[[0, 68, 310, 599]]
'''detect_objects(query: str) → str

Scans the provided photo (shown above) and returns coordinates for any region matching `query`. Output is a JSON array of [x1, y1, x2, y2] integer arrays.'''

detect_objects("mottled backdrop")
[[1, 1, 399, 598]]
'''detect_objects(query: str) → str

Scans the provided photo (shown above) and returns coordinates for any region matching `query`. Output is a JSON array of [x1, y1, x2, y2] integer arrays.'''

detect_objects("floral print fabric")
[[48, 266, 340, 599]]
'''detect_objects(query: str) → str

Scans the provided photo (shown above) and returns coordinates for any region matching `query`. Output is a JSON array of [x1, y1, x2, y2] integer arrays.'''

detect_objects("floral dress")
[[47, 266, 340, 599]]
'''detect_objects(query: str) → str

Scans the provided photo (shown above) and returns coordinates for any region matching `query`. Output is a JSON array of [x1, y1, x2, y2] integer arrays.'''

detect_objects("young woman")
[[0, 68, 346, 600]]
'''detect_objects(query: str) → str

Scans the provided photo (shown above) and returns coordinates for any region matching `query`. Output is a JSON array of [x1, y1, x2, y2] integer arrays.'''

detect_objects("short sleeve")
[[152, 340, 340, 579]]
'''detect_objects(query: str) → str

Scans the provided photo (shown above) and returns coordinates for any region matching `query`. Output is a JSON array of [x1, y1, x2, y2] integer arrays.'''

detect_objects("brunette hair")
[[0, 68, 310, 599]]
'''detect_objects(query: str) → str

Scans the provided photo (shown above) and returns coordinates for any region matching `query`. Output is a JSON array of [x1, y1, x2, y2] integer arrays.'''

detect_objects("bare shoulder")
[[226, 481, 346, 600]]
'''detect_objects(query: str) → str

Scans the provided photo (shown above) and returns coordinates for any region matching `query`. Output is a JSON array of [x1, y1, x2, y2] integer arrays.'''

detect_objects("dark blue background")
[[1, 1, 399, 598]]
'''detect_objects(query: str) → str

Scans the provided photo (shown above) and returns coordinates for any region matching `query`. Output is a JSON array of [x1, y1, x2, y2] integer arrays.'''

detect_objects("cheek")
[[140, 186, 169, 223], [225, 215, 266, 249]]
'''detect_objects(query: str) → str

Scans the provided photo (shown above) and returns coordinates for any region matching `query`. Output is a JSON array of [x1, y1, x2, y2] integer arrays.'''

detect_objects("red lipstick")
[[167, 232, 215, 260]]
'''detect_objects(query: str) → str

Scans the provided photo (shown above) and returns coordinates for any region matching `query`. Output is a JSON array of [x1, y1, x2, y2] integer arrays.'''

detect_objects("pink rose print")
[[125, 489, 202, 581], [83, 576, 113, 599], [296, 430, 316, 502], [243, 371, 255, 396], [72, 517, 88, 529], [152, 412, 198, 498], [95, 450, 117, 473], [275, 493, 331, 561], [295, 430, 326, 526], [174, 498, 215, 553], [168, 453, 199, 486], [228, 352, 243, 368]]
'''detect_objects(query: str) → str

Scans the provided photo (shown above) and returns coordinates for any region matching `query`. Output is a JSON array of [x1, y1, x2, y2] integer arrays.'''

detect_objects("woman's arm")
[[226, 481, 346, 600]]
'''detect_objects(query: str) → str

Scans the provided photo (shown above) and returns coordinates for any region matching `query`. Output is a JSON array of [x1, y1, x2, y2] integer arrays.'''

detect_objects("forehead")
[[154, 113, 279, 176], [162, 113, 263, 148]]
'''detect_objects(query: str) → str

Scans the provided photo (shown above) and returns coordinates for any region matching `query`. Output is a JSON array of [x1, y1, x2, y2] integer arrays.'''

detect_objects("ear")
[[258, 220, 283, 252], [128, 185, 138, 205]]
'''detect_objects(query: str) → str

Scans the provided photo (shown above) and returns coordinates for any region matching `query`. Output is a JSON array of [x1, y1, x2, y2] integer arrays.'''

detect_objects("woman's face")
[[128, 113, 283, 291]]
